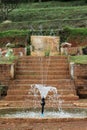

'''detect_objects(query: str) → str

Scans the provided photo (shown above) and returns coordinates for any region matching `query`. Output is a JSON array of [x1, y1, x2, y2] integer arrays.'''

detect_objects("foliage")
[[26, 45, 31, 55], [0, 30, 29, 38], [0, 29, 58, 38], [59, 27, 87, 43], [0, 56, 18, 64], [44, 49, 50, 56], [64, 27, 87, 36], [1, 27, 87, 38], [0, 0, 19, 21], [2, 0, 86, 3], [0, 1, 87, 30], [8, 5, 87, 22]]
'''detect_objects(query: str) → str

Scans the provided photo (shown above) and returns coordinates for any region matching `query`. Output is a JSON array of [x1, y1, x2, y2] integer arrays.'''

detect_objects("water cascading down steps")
[[0, 56, 79, 108]]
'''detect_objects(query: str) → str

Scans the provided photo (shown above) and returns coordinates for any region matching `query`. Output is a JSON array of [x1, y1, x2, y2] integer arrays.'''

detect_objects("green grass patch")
[[69, 55, 87, 64], [0, 30, 29, 38], [0, 29, 59, 38], [64, 27, 87, 36], [0, 56, 18, 64]]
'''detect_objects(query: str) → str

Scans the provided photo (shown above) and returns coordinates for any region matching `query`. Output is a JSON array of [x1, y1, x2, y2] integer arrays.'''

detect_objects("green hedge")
[[59, 27, 87, 43], [0, 29, 59, 38], [0, 30, 29, 38], [0, 27, 87, 43], [64, 27, 87, 35]]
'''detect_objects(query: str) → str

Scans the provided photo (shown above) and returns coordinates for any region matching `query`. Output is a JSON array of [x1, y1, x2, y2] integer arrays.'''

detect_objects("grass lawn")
[[0, 56, 17, 64], [69, 55, 87, 64]]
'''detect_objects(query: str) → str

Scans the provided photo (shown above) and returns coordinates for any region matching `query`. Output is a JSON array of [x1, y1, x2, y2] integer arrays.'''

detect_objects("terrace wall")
[[12, 48, 26, 56], [74, 64, 87, 98], [0, 64, 15, 86]]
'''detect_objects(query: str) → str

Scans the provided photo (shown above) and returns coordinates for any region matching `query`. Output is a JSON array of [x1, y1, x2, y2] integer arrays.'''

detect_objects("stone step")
[[7, 89, 76, 95], [8, 79, 75, 89], [8, 85, 75, 91], [19, 56, 68, 60], [16, 70, 69, 76], [0, 100, 76, 109], [17, 63, 69, 67], [16, 66, 69, 71], [15, 74, 70, 79], [8, 81, 75, 90], [18, 60, 68, 64], [13, 79, 73, 85], [18, 57, 68, 60], [15, 70, 69, 74], [2, 94, 78, 101], [16, 65, 69, 70], [9, 79, 74, 83]]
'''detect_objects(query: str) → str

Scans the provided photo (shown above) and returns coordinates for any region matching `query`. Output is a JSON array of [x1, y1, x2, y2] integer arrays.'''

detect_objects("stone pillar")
[[10, 63, 15, 79], [70, 62, 75, 79]]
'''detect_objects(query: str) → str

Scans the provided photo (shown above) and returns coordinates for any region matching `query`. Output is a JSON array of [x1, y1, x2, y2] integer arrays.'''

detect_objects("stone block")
[[31, 36, 60, 56]]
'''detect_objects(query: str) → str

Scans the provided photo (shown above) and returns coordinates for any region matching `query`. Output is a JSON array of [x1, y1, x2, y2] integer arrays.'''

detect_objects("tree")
[[39, 0, 42, 2], [0, 0, 19, 21]]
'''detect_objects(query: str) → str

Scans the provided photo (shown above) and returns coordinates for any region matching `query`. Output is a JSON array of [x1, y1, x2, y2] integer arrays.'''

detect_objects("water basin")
[[0, 108, 87, 119]]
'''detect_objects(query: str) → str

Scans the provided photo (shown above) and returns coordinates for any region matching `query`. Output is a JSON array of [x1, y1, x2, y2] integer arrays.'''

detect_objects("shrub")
[[26, 45, 31, 55], [59, 27, 87, 44]]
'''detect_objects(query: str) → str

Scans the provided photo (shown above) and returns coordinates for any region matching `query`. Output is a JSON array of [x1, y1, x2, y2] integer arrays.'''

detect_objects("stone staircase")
[[0, 56, 79, 108]]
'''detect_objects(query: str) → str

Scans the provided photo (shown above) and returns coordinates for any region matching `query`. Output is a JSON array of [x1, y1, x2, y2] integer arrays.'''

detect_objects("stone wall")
[[0, 64, 14, 86], [1, 48, 26, 56], [74, 64, 87, 98], [31, 36, 60, 56], [0, 36, 26, 47], [12, 48, 26, 56]]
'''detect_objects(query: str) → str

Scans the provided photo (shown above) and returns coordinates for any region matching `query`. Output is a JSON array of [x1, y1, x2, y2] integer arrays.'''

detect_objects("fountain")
[[0, 41, 86, 119], [0, 30, 87, 130], [31, 84, 57, 99], [31, 84, 58, 116]]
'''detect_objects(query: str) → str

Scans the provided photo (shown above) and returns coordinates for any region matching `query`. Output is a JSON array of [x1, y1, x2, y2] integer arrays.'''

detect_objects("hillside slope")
[[0, 1, 87, 31]]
